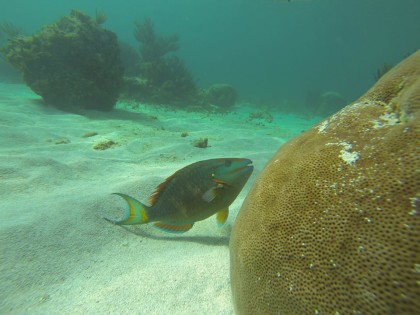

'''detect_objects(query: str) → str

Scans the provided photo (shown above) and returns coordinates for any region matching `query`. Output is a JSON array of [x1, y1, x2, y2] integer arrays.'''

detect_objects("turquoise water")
[[0, 1, 419, 314], [1, 0, 419, 109]]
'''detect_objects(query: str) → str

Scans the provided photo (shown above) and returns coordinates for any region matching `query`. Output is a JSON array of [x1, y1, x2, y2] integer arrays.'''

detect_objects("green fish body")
[[108, 158, 253, 233]]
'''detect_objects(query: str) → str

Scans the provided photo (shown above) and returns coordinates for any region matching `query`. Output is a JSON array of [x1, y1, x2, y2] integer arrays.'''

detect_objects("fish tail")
[[107, 193, 149, 225]]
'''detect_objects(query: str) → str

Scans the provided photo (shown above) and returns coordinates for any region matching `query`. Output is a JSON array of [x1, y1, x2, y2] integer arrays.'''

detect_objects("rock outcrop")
[[230, 51, 420, 314], [1, 10, 123, 111]]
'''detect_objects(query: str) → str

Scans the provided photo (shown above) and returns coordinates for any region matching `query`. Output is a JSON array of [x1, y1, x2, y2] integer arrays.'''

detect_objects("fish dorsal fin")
[[154, 222, 194, 233], [216, 208, 229, 226], [148, 170, 181, 205], [149, 161, 220, 205]]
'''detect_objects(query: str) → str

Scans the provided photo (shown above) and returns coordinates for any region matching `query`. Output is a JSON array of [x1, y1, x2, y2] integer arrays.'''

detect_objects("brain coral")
[[230, 50, 420, 315]]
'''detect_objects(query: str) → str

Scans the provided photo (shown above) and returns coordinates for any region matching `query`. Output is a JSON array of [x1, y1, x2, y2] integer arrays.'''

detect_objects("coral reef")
[[120, 18, 240, 112], [120, 18, 196, 106], [0, 10, 123, 111], [230, 51, 420, 314], [119, 41, 141, 76], [0, 22, 22, 39], [134, 17, 178, 63], [199, 83, 237, 110]]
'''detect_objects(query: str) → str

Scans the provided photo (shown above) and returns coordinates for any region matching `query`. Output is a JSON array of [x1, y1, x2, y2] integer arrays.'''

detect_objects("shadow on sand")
[[105, 218, 230, 247]]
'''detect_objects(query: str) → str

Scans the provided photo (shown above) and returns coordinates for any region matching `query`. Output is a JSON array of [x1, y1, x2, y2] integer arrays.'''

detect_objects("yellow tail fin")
[[108, 193, 149, 225]]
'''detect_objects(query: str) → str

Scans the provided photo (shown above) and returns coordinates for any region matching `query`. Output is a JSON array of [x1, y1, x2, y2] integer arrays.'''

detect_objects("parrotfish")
[[106, 158, 253, 233]]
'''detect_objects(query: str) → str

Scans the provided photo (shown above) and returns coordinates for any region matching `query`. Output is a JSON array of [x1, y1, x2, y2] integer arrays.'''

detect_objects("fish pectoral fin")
[[202, 188, 216, 202], [216, 208, 229, 226], [154, 222, 194, 233], [202, 185, 223, 203]]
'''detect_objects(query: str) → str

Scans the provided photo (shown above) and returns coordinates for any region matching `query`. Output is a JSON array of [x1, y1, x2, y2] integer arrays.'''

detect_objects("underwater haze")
[[1, 0, 419, 108], [0, 1, 419, 314]]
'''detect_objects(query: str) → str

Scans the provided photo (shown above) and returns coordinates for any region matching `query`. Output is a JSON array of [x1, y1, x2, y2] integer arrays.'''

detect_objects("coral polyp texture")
[[1, 10, 123, 111], [230, 51, 420, 315]]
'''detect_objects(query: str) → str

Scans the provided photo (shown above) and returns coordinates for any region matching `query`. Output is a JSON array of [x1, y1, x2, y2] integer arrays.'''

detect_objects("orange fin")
[[148, 166, 190, 205], [154, 222, 194, 233], [216, 208, 229, 226]]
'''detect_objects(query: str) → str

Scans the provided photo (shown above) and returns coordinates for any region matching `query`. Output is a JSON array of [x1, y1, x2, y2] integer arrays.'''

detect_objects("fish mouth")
[[215, 159, 253, 188], [242, 160, 253, 172], [230, 159, 254, 176]]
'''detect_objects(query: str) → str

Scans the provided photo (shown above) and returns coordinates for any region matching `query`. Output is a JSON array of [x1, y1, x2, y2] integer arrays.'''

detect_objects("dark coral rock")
[[93, 140, 117, 150], [201, 83, 237, 109], [121, 56, 197, 106], [119, 41, 141, 76], [1, 10, 123, 111], [121, 77, 151, 101], [192, 138, 208, 148], [120, 17, 197, 107]]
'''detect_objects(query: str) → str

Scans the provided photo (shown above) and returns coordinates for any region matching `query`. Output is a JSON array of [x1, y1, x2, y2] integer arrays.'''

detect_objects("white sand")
[[0, 82, 321, 314]]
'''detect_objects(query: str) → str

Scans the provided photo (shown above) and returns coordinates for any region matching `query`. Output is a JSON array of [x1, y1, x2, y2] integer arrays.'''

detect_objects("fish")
[[106, 158, 253, 233]]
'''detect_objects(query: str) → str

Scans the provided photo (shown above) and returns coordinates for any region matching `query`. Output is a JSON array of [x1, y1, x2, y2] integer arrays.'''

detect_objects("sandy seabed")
[[0, 82, 320, 314]]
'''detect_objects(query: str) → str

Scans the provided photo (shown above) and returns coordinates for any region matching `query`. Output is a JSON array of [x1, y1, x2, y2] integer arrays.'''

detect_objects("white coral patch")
[[340, 148, 360, 165], [350, 102, 366, 109], [372, 112, 399, 129], [327, 141, 360, 165], [409, 196, 419, 216], [318, 120, 329, 133]]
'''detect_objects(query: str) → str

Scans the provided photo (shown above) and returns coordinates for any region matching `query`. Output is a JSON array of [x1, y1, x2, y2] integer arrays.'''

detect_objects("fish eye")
[[224, 160, 232, 167]]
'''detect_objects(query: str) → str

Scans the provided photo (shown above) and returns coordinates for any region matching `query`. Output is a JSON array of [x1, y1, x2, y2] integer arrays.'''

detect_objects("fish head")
[[208, 158, 253, 190]]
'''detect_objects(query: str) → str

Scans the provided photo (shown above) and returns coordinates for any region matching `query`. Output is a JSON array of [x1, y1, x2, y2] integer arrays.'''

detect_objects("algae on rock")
[[1, 10, 123, 111], [121, 17, 197, 107], [120, 18, 239, 111]]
